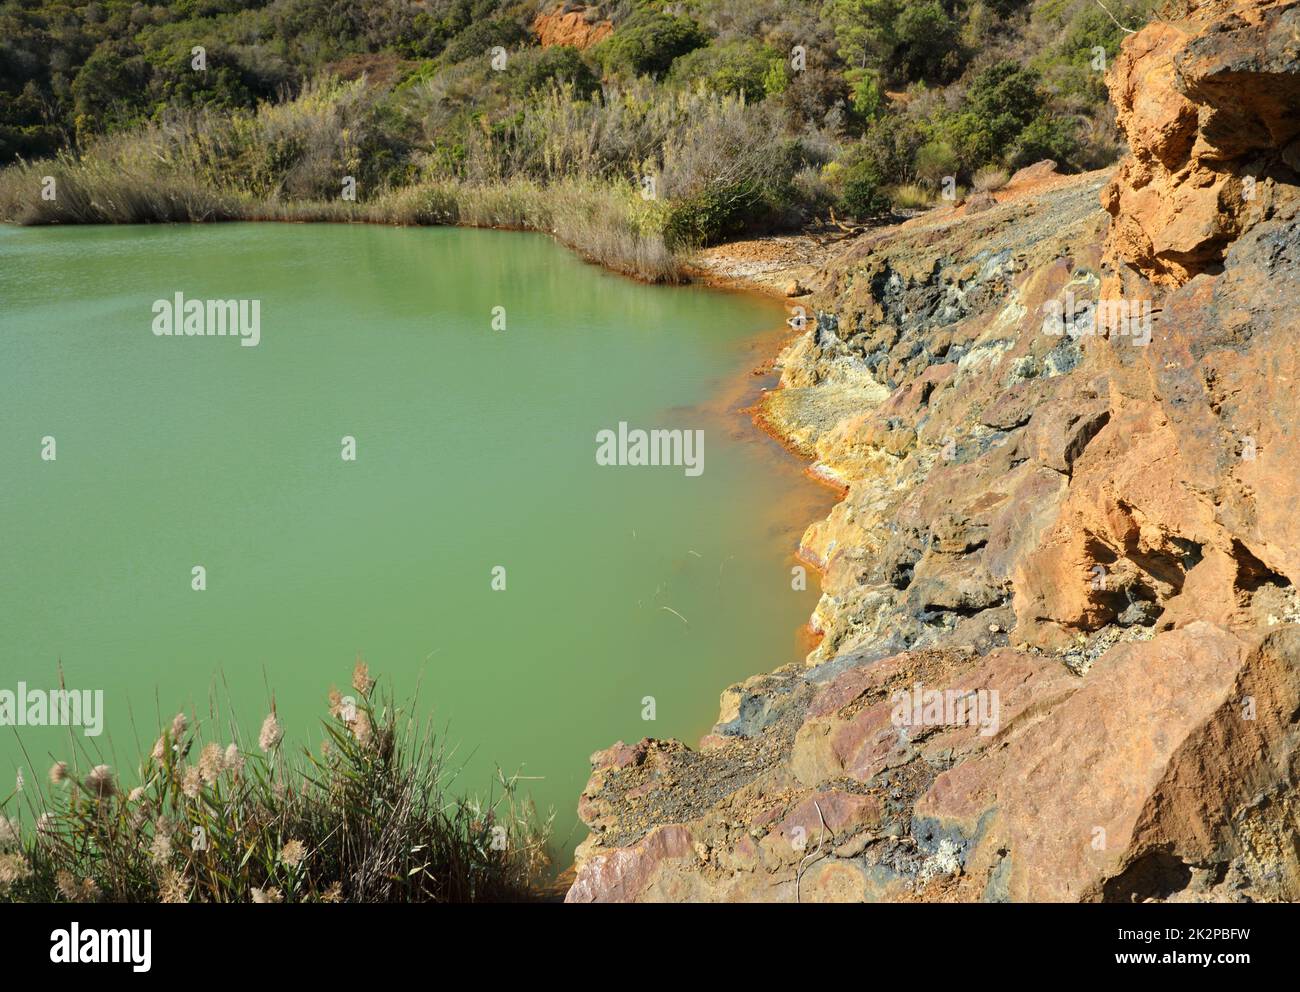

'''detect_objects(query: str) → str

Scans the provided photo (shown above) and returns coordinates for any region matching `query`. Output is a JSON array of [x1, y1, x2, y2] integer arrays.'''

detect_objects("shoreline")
[[6, 211, 856, 891], [680, 233, 859, 646]]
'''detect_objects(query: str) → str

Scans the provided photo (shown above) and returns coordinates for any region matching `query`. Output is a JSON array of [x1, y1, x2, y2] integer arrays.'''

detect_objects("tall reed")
[[0, 664, 551, 903]]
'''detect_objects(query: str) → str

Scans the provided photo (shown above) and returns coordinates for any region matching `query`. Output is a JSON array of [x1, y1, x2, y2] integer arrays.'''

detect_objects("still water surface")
[[0, 223, 830, 860]]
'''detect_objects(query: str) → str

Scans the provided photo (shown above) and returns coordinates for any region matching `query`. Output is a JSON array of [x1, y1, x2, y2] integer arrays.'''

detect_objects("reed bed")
[[0, 155, 685, 283], [0, 663, 551, 903]]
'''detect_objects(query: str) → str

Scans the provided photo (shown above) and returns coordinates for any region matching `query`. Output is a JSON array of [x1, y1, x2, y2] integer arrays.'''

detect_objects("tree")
[[71, 41, 150, 133], [824, 0, 964, 85], [942, 59, 1045, 169], [510, 47, 600, 100], [824, 0, 901, 75], [841, 157, 889, 218], [669, 40, 778, 100], [894, 1, 961, 82]]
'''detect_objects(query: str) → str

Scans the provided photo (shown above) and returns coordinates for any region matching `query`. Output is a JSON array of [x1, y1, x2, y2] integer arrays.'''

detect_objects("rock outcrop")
[[532, 4, 613, 51], [1101, 0, 1300, 285], [567, 0, 1300, 902]]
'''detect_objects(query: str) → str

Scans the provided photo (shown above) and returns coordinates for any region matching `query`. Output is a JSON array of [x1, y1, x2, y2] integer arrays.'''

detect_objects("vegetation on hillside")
[[0, 664, 551, 903], [0, 0, 1161, 275]]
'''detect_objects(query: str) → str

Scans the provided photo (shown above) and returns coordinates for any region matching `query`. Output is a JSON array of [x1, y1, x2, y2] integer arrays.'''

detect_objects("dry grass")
[[0, 76, 807, 282], [972, 165, 1011, 193], [889, 183, 937, 210], [0, 157, 685, 284], [0, 150, 243, 225], [0, 161, 685, 282]]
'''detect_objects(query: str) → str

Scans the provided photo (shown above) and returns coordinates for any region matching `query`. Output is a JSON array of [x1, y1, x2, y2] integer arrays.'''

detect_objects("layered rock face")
[[1101, 0, 1300, 284], [567, 0, 1300, 902]]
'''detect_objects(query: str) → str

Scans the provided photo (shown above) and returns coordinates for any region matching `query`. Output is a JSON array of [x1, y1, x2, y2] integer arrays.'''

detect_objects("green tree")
[[669, 40, 777, 99], [942, 59, 1045, 169], [71, 41, 150, 133], [840, 157, 889, 218], [825, 0, 964, 84], [824, 0, 900, 75], [1011, 113, 1078, 166], [894, 0, 961, 82]]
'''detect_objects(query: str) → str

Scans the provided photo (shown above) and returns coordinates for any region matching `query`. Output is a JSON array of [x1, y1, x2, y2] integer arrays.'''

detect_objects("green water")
[[0, 223, 825, 860]]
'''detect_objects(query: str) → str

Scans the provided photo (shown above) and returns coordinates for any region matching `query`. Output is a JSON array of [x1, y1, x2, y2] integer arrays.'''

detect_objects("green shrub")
[[71, 41, 152, 134], [148, 40, 293, 113], [856, 112, 927, 181], [668, 39, 778, 99], [914, 138, 960, 186], [940, 59, 1048, 172], [440, 16, 530, 66], [663, 178, 764, 248], [595, 11, 709, 79], [893, 0, 963, 82], [762, 57, 790, 96], [847, 68, 885, 118], [966, 59, 1042, 129], [509, 46, 600, 100], [840, 158, 890, 218], [1010, 113, 1078, 167], [825, 0, 966, 86]]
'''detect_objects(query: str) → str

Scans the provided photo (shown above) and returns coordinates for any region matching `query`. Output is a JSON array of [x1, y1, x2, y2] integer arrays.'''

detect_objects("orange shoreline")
[[681, 255, 847, 663]]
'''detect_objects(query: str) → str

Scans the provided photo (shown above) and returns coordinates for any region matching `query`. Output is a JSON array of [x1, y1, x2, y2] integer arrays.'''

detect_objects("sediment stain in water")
[[0, 223, 831, 861]]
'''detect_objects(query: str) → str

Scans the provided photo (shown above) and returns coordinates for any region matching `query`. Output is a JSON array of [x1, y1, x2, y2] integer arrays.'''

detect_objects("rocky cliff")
[[567, 0, 1300, 903]]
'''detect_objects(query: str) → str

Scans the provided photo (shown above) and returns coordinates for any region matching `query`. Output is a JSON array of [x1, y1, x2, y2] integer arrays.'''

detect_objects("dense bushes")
[[69, 41, 152, 133], [825, 0, 967, 89], [509, 46, 601, 100], [440, 15, 531, 66], [593, 10, 708, 78], [0, 0, 1163, 237], [942, 61, 1051, 170], [667, 39, 782, 99], [663, 180, 763, 247], [839, 158, 890, 218]]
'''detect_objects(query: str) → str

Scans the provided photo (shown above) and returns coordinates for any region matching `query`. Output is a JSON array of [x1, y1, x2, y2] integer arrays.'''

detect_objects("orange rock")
[[1102, 0, 1300, 285], [532, 5, 613, 51], [917, 625, 1300, 901]]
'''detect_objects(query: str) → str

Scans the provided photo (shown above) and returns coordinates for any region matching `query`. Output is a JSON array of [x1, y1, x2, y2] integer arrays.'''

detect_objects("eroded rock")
[[567, 0, 1300, 903]]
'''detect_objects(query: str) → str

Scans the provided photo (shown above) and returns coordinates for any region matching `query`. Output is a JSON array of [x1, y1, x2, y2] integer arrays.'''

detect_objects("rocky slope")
[[566, 0, 1300, 902]]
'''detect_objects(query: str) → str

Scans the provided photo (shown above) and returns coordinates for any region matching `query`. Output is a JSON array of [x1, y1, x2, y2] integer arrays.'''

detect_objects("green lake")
[[0, 223, 829, 862]]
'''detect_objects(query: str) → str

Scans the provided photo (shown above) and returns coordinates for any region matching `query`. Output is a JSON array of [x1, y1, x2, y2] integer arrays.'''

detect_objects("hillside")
[[1, 0, 1159, 271]]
